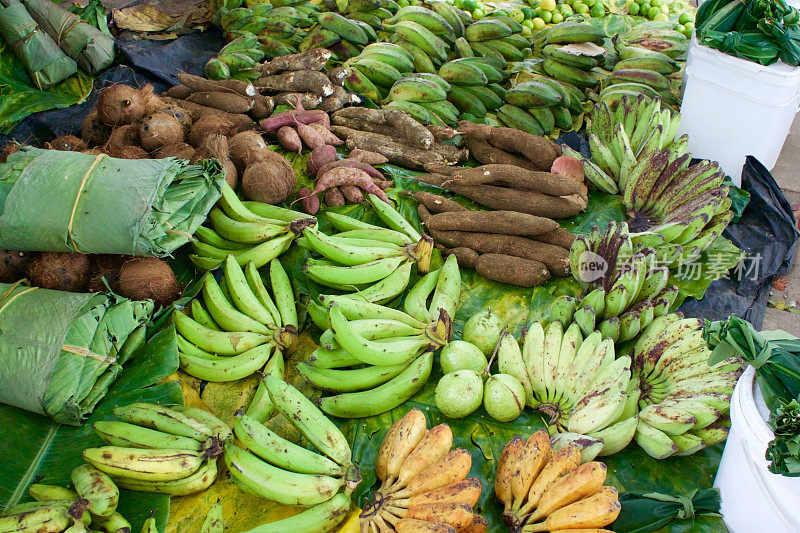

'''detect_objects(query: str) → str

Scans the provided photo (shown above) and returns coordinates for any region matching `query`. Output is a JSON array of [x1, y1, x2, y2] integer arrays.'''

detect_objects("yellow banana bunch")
[[81, 402, 230, 496], [494, 431, 621, 532], [190, 182, 316, 271], [175, 250, 299, 381], [226, 377, 358, 532], [360, 408, 487, 533]]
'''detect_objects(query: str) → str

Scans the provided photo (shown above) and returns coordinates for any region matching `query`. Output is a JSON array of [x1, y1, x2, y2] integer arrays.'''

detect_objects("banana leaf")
[[0, 147, 225, 256], [0, 281, 154, 425], [21, 0, 115, 75], [612, 489, 722, 532], [0, 325, 181, 532], [0, 0, 77, 89]]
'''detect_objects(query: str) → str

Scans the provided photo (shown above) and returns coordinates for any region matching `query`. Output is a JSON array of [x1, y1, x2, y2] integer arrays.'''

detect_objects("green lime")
[[654, 12, 668, 20], [627, 1, 640, 14], [541, 9, 553, 22], [462, 0, 478, 9], [577, 2, 591, 13], [398, 0, 409, 6], [511, 9, 526, 21], [640, 2, 650, 13], [647, 5, 659, 18], [660, 4, 669, 13], [590, 3, 605, 16], [560, 4, 574, 15], [521, 24, 533, 36], [674, 23, 686, 33], [635, 0, 647, 5], [521, 6, 536, 18], [522, 18, 535, 28], [533, 16, 547, 28], [684, 21, 695, 31], [454, 0, 465, 8], [585, 0, 597, 6], [679, 10, 693, 24], [650, 0, 661, 7], [540, 0, 557, 10], [552, 11, 564, 22]]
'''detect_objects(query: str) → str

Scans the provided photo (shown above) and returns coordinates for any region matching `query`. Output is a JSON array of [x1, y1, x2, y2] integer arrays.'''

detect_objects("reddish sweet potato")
[[340, 185, 364, 204], [295, 121, 326, 150], [313, 167, 390, 203], [277, 126, 303, 153], [475, 253, 551, 287], [317, 159, 386, 181], [297, 187, 320, 215], [308, 144, 339, 175], [323, 187, 346, 207], [551, 155, 584, 183], [261, 109, 330, 134], [308, 123, 343, 146]]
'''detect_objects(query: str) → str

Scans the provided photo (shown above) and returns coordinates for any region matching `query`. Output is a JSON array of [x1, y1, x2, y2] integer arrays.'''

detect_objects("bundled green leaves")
[[612, 489, 722, 532], [0, 147, 225, 256], [705, 315, 800, 409], [766, 398, 800, 476], [696, 0, 800, 65], [0, 282, 154, 425], [0, 0, 77, 89], [205, 33, 265, 81]]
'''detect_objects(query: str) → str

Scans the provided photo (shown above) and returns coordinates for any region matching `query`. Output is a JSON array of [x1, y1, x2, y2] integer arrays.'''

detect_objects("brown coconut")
[[161, 104, 192, 130], [105, 124, 139, 153], [0, 250, 36, 283], [188, 114, 237, 147], [241, 160, 293, 204], [228, 130, 269, 172], [155, 142, 196, 160], [139, 113, 185, 152], [117, 257, 179, 308], [26, 252, 90, 292], [191, 134, 237, 188], [108, 145, 148, 159], [0, 142, 21, 163]]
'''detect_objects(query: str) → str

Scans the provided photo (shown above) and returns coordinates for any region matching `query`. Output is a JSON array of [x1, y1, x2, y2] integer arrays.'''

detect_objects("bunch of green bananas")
[[437, 57, 509, 124], [343, 42, 416, 102], [617, 24, 689, 62], [257, 4, 320, 57], [299, 254, 461, 418], [461, 15, 531, 67], [343, 0, 399, 31], [500, 72, 585, 135], [175, 255, 297, 381], [532, 21, 607, 90], [632, 315, 739, 459], [298, 194, 433, 304], [1, 464, 129, 533], [552, 221, 678, 343], [383, 2, 471, 72], [564, 94, 685, 195], [190, 183, 315, 271], [511, 319, 640, 461], [381, 73, 454, 122], [568, 96, 734, 266], [300, 10, 381, 60], [224, 377, 358, 532], [81, 402, 230, 497], [205, 33, 266, 82]]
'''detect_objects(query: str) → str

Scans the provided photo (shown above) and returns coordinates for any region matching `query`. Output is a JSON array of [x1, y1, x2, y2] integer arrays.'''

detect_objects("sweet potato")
[[444, 164, 581, 196], [319, 86, 361, 112], [308, 144, 339, 175], [277, 125, 303, 153], [297, 187, 320, 215], [426, 211, 559, 237], [259, 48, 331, 75], [261, 109, 330, 134], [189, 114, 237, 147], [187, 91, 255, 114], [348, 148, 387, 165], [551, 155, 584, 182], [410, 191, 466, 214], [177, 72, 256, 97], [296, 122, 326, 150], [317, 159, 386, 181], [332, 108, 433, 150], [323, 187, 346, 207], [308, 123, 343, 146], [340, 185, 364, 204], [256, 71, 334, 97], [274, 93, 322, 110], [443, 182, 583, 219], [313, 167, 390, 203], [475, 254, 551, 287], [534, 227, 576, 249], [428, 231, 570, 275], [445, 247, 479, 269]]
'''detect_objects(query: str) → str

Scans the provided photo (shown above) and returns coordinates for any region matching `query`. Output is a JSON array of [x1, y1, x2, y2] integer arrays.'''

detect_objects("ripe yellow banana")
[[82, 447, 205, 482], [529, 461, 608, 521], [520, 445, 582, 515], [400, 502, 474, 530], [385, 408, 428, 488], [376, 419, 402, 483], [396, 478, 482, 508], [394, 424, 453, 491], [393, 449, 472, 498], [523, 487, 620, 532], [494, 435, 524, 509], [511, 430, 551, 511], [396, 517, 456, 532]]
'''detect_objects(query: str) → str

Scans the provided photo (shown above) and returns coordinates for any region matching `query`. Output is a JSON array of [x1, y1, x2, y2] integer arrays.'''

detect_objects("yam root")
[[444, 164, 581, 196], [349, 148, 388, 165], [191, 133, 229, 164], [445, 247, 479, 269], [259, 48, 331, 75], [534, 227, 576, 249], [161, 104, 192, 130], [458, 121, 559, 171], [332, 108, 433, 150], [409, 191, 467, 214], [187, 91, 255, 114], [87, 254, 128, 293], [327, 66, 347, 86], [333, 127, 450, 170], [323, 187, 346, 207], [164, 85, 193, 99], [163, 97, 255, 131], [319, 86, 361, 113], [463, 137, 540, 172], [256, 71, 334, 97], [228, 130, 269, 172], [274, 93, 322, 110], [177, 72, 256, 97], [340, 185, 364, 204], [427, 124, 458, 142], [277, 126, 303, 153], [189, 114, 237, 147], [475, 253, 551, 287], [314, 167, 389, 204], [248, 94, 274, 119], [297, 187, 320, 215], [117, 257, 179, 308], [443, 182, 583, 219], [308, 144, 339, 175], [0, 142, 20, 163], [425, 211, 559, 237], [429, 231, 570, 275]]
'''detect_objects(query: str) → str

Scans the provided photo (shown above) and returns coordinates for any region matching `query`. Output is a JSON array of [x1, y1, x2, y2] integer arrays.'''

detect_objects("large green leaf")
[[0, 326, 182, 531], [0, 43, 92, 134]]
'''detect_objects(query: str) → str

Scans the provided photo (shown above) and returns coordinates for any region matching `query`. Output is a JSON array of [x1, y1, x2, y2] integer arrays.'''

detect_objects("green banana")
[[387, 21, 449, 63], [297, 361, 411, 393], [112, 402, 212, 441], [318, 12, 369, 44], [93, 420, 204, 451], [82, 447, 205, 482], [545, 21, 605, 44], [465, 19, 512, 42], [448, 85, 487, 117], [244, 491, 351, 533], [112, 458, 218, 496], [438, 61, 488, 86], [497, 104, 544, 135], [506, 80, 563, 108], [351, 58, 404, 87], [70, 464, 118, 518]]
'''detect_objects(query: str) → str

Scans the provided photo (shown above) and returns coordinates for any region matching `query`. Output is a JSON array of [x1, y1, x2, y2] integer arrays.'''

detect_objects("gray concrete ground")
[[762, 113, 800, 334]]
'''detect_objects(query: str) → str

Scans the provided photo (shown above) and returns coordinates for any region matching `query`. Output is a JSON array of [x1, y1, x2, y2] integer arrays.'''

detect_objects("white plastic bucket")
[[714, 366, 800, 532], [678, 35, 800, 185]]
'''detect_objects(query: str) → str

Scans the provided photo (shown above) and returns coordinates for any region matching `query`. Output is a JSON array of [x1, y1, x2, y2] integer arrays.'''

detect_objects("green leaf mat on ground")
[[0, 326, 181, 531], [0, 39, 92, 134]]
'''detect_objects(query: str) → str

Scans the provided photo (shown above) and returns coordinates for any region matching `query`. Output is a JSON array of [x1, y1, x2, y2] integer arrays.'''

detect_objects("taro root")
[[241, 160, 294, 205], [81, 109, 111, 146], [0, 250, 36, 283], [188, 114, 237, 147], [47, 135, 87, 152], [139, 113, 186, 152], [87, 254, 129, 293], [97, 84, 164, 126], [155, 142, 195, 160], [228, 130, 269, 172], [116, 257, 179, 308], [26, 252, 90, 292]]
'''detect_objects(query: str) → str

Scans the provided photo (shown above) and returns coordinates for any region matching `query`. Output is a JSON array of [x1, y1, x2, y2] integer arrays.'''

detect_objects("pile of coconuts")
[[0, 250, 179, 308]]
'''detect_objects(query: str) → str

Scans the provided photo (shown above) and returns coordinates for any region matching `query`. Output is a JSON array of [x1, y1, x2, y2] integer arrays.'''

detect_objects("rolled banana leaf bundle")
[[0, 147, 225, 256], [0, 0, 78, 90], [21, 0, 115, 74], [0, 282, 154, 425]]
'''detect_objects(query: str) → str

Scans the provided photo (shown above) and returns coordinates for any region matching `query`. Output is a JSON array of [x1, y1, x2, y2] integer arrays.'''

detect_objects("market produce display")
[[0, 282, 152, 424], [495, 431, 621, 531]]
